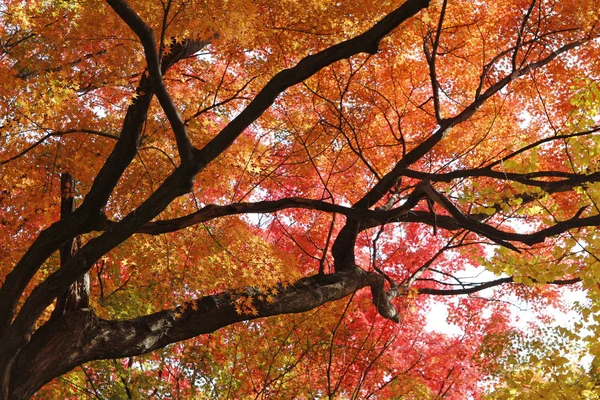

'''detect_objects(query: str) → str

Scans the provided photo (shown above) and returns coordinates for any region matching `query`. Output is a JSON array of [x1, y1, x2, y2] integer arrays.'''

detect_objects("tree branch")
[[106, 0, 195, 168], [9, 270, 373, 398], [418, 276, 580, 295], [0, 129, 118, 166], [189, 0, 432, 173]]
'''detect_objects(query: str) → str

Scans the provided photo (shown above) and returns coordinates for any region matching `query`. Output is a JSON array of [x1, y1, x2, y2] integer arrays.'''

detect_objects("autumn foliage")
[[1, 0, 600, 398]]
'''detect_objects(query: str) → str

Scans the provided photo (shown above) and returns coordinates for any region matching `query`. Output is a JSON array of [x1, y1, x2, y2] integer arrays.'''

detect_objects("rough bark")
[[50, 173, 89, 321], [9, 271, 371, 399], [6, 268, 579, 398]]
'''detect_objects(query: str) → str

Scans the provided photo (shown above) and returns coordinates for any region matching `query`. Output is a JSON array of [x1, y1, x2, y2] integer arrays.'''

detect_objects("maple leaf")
[[2, 0, 600, 398]]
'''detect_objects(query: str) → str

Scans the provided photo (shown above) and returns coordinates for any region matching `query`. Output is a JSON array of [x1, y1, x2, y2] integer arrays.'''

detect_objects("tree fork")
[[50, 172, 90, 321]]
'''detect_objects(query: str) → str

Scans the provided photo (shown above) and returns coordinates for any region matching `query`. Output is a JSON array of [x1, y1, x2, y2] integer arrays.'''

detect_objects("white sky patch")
[[518, 110, 532, 129], [423, 259, 590, 339], [425, 302, 464, 335], [423, 265, 498, 336], [513, 286, 589, 330], [93, 106, 106, 118]]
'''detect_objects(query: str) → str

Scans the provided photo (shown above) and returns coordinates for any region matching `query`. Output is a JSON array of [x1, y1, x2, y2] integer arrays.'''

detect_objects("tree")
[[1, 0, 600, 397]]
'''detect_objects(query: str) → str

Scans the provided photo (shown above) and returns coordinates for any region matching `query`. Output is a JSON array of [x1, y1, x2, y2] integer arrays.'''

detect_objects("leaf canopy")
[[1, 0, 600, 398]]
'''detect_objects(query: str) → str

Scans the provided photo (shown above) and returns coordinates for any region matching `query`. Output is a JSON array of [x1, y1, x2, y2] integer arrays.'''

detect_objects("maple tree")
[[1, 0, 600, 397]]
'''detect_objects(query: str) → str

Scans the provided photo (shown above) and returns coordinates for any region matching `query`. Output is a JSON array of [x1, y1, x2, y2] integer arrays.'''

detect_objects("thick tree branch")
[[9, 269, 582, 397], [189, 0, 431, 174], [119, 179, 600, 249], [9, 270, 375, 398], [106, 0, 195, 168], [128, 187, 600, 256], [129, 193, 425, 234]]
